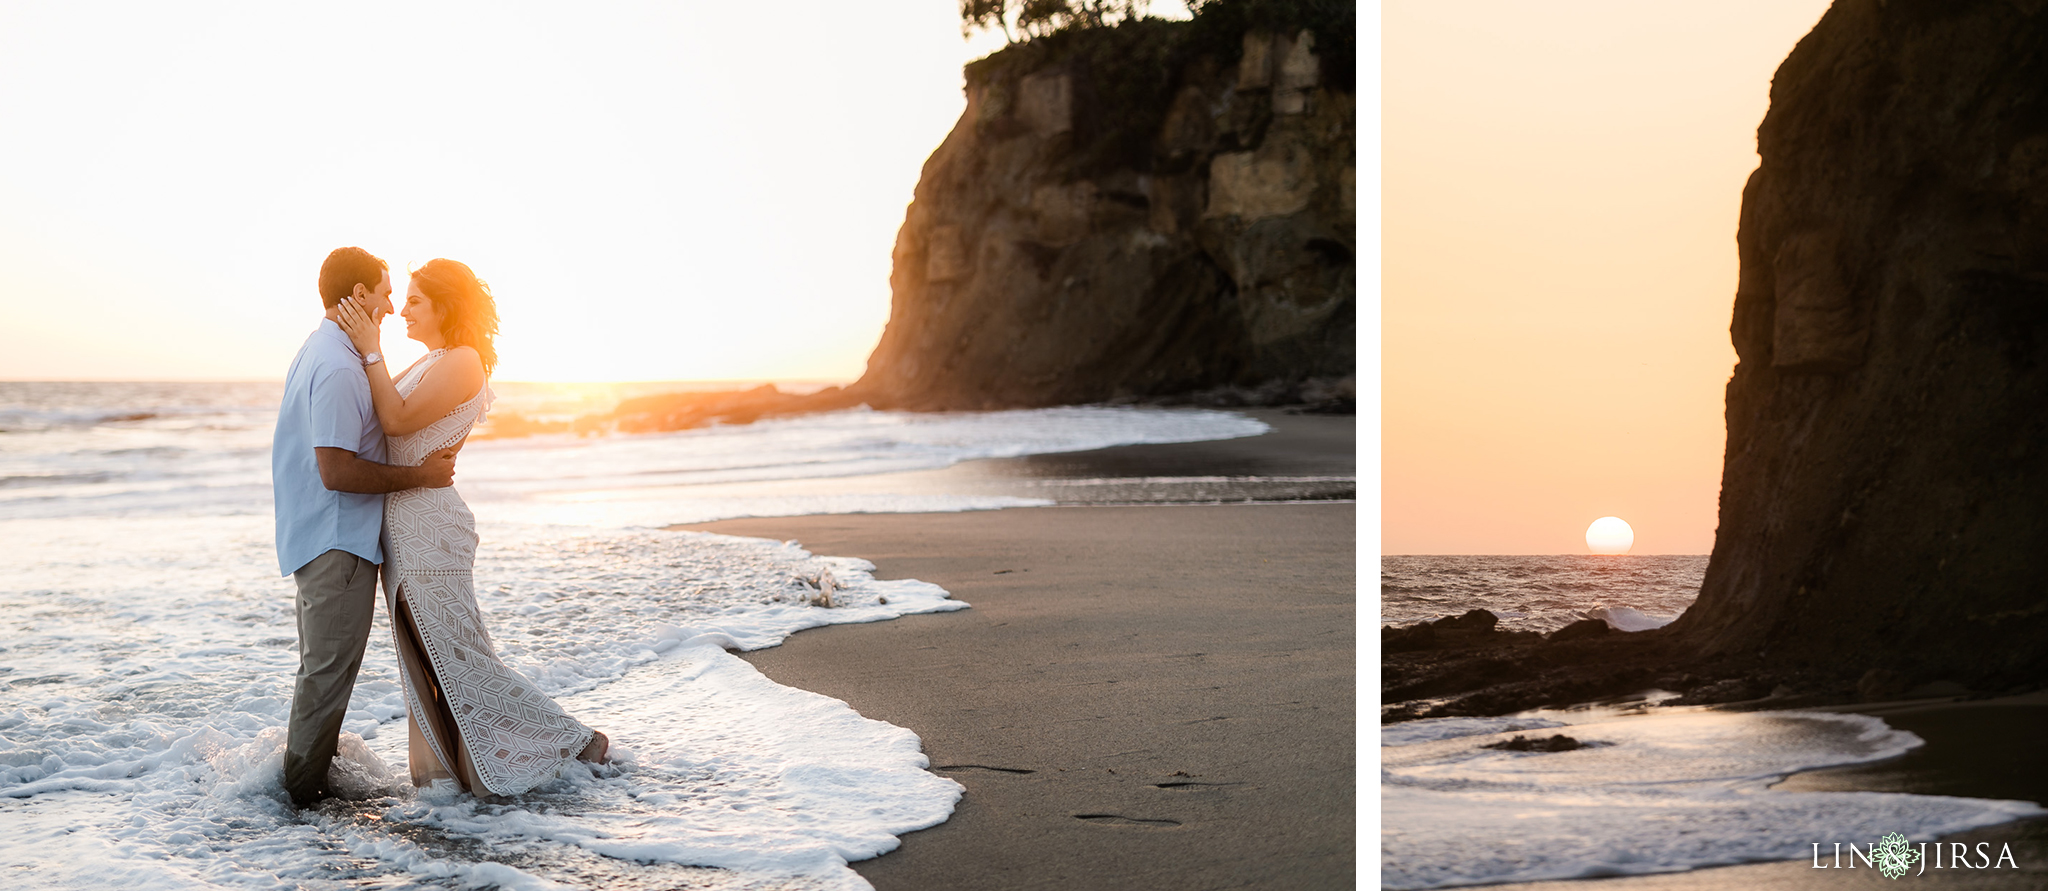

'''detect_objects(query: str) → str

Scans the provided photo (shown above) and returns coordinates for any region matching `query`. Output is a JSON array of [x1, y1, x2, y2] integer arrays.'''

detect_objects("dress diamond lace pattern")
[[383, 350, 592, 796]]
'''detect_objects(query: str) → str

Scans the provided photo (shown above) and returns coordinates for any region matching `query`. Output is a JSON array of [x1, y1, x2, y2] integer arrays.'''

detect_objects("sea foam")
[[1381, 707, 2045, 889], [2, 515, 967, 889], [1579, 605, 1675, 632]]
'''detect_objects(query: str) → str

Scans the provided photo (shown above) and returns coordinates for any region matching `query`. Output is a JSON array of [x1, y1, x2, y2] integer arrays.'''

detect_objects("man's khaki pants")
[[284, 548, 379, 806]]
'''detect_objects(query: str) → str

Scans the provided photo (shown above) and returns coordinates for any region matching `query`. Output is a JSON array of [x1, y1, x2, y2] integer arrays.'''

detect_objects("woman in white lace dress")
[[336, 258, 608, 796]]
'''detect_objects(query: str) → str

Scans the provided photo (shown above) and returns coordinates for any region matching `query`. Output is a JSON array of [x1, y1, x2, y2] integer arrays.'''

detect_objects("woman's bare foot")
[[577, 730, 610, 764]]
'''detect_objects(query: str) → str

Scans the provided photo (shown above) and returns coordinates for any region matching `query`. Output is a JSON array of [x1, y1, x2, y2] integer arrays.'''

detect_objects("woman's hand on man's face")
[[336, 295, 383, 357]]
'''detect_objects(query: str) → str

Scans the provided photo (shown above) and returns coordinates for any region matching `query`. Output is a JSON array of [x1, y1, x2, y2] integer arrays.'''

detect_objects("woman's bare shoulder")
[[430, 346, 484, 375], [417, 346, 485, 392]]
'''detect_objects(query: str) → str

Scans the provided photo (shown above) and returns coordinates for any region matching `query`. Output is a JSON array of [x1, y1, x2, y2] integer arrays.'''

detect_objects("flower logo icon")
[[1873, 832, 1922, 880]]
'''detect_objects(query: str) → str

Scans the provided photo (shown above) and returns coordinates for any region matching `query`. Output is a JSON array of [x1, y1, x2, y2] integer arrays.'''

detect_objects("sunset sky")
[[1384, 0, 1833, 554], [0, 1, 1024, 383], [2, 0, 1834, 555]]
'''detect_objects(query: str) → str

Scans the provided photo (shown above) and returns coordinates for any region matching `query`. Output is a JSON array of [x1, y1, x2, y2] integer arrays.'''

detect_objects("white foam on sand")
[[1, 515, 966, 890], [1381, 708, 2046, 889]]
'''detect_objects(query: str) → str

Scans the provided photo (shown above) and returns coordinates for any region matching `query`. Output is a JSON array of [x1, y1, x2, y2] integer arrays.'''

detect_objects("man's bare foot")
[[577, 730, 610, 764]]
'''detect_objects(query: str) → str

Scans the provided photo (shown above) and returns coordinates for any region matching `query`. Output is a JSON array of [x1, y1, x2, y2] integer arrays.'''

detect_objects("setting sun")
[[1383, 0, 1835, 555], [1585, 516, 1635, 555]]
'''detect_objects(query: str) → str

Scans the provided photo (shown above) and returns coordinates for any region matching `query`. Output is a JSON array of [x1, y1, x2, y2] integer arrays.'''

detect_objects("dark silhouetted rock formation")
[[1667, 0, 2048, 691], [607, 385, 863, 434], [850, 14, 1355, 410], [475, 385, 864, 439], [1382, 609, 1542, 653], [1481, 734, 1597, 753]]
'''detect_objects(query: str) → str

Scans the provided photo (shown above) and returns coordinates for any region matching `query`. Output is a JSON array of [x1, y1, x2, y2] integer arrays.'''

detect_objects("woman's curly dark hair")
[[410, 258, 500, 375]]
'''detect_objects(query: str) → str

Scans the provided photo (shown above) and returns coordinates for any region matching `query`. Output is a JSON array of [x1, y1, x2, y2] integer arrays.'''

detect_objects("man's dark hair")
[[317, 247, 389, 309]]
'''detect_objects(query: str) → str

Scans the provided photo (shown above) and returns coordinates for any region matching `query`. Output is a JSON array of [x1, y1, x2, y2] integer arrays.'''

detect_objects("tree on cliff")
[[964, 0, 1354, 92], [960, 0, 1154, 42]]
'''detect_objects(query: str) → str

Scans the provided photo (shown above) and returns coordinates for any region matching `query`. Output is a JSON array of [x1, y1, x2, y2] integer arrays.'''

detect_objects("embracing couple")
[[272, 246, 608, 808]]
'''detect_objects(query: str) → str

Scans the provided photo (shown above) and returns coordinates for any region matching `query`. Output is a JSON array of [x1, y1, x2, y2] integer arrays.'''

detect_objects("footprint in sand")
[[1074, 813, 1182, 828]]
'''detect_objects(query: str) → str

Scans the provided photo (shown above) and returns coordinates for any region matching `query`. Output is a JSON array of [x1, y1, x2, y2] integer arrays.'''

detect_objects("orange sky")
[[1383, 0, 1833, 554], [0, 2, 1021, 383]]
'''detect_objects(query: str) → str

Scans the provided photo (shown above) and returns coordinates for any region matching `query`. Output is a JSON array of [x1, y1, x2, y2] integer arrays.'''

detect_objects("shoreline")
[[793, 405, 1359, 508], [668, 408, 1363, 887], [1470, 689, 2048, 890], [1381, 543, 2048, 891], [1381, 644, 2048, 890], [678, 502, 1357, 890]]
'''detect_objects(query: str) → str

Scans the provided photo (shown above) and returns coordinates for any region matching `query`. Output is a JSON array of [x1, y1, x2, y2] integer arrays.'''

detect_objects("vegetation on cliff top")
[[961, 0, 1354, 84], [960, 0, 1155, 42], [959, 0, 1355, 176]]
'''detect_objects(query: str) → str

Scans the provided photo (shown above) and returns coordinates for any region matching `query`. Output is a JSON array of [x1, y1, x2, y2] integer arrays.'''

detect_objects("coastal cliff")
[[1668, 0, 2048, 687], [1385, 0, 2048, 718], [850, 10, 1356, 410], [475, 8, 1354, 438]]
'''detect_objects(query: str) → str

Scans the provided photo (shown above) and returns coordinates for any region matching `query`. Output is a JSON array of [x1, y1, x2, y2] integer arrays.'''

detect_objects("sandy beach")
[[675, 411, 1359, 890], [684, 505, 1356, 890]]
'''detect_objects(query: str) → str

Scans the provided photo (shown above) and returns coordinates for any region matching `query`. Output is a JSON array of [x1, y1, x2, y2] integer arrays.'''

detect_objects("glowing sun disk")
[[1586, 517, 1635, 555]]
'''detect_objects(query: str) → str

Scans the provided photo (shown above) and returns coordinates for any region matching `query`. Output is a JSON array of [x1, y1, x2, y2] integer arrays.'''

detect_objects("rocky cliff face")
[[851, 23, 1355, 410], [1669, 0, 2048, 688]]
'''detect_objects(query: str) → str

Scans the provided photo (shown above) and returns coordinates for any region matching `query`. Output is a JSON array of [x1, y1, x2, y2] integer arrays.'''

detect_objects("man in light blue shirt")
[[273, 246, 456, 808]]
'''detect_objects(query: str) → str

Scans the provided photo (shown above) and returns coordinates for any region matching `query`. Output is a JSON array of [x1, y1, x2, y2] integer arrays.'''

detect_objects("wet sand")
[[678, 503, 1357, 890]]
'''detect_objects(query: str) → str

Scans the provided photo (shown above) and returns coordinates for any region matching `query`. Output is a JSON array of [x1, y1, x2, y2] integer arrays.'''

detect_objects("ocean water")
[[1380, 557, 2046, 888], [0, 381, 1277, 890], [0, 381, 1283, 525], [1381, 555, 1707, 633]]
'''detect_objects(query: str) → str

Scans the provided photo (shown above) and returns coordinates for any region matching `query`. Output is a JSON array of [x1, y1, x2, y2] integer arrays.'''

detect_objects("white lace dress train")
[[382, 350, 594, 796]]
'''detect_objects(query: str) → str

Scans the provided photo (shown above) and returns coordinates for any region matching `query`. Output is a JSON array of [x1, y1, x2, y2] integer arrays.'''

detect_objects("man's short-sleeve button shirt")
[[273, 319, 386, 576]]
